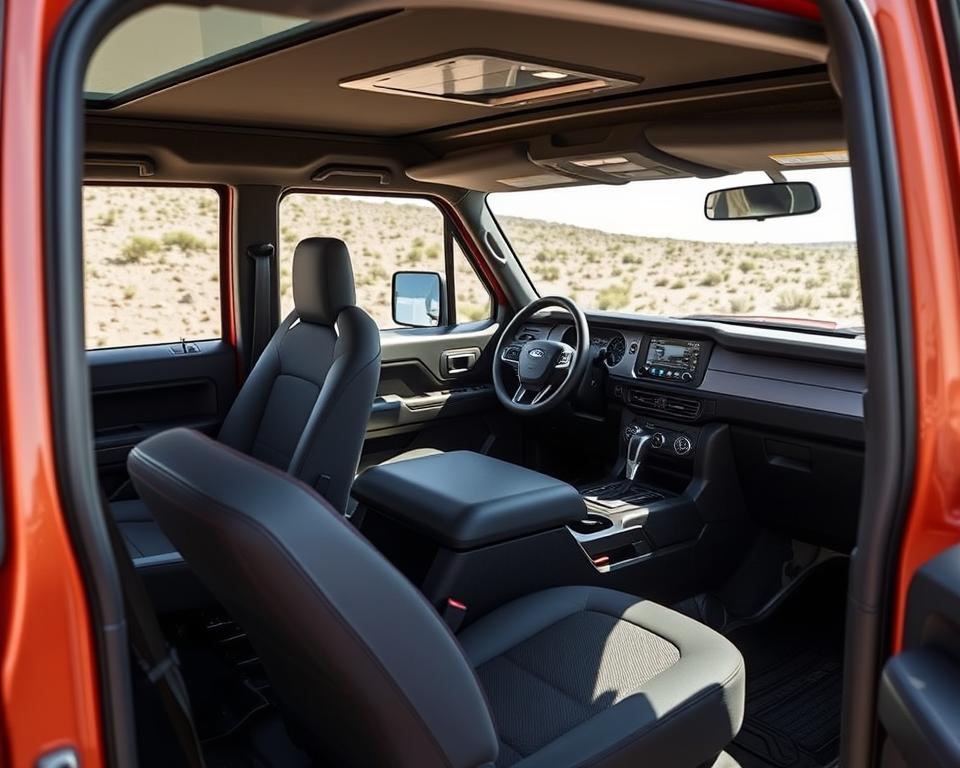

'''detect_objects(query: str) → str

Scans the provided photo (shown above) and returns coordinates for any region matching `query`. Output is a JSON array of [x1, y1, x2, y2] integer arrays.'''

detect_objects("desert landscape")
[[83, 187, 862, 349]]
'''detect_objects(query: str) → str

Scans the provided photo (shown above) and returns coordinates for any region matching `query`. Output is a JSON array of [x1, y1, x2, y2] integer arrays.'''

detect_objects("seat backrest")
[[218, 237, 380, 513], [128, 428, 499, 768]]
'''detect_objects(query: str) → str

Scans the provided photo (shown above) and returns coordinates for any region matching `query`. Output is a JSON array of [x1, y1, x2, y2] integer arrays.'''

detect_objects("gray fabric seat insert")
[[476, 609, 680, 765]]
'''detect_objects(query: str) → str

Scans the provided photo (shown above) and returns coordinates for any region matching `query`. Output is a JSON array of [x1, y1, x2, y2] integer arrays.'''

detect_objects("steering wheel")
[[493, 296, 591, 415]]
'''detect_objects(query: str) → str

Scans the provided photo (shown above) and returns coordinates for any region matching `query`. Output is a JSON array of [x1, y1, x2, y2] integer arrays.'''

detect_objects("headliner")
[[89, 5, 826, 138]]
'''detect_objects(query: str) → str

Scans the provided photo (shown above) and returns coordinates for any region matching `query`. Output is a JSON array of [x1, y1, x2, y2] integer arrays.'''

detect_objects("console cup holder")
[[568, 513, 614, 535]]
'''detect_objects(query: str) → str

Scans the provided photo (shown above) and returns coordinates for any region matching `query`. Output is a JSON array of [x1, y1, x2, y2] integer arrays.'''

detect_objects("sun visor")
[[406, 145, 581, 192], [645, 115, 847, 174]]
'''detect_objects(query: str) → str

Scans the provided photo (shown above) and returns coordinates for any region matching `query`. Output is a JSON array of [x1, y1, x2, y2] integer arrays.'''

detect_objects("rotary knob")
[[651, 432, 666, 449], [624, 423, 641, 441], [673, 435, 693, 456]]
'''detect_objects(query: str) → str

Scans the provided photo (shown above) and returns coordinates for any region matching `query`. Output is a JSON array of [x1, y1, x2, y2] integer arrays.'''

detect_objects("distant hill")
[[82, 188, 862, 349]]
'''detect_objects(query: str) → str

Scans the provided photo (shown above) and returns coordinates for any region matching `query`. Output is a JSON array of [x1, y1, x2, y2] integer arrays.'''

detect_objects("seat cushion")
[[459, 586, 745, 768]]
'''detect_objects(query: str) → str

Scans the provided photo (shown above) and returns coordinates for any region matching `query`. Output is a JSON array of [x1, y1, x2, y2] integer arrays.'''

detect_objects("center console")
[[351, 412, 736, 624]]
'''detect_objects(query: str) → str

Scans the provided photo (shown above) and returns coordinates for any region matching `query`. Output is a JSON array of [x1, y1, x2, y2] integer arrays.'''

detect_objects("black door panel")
[[878, 544, 960, 767], [364, 320, 515, 464], [378, 322, 498, 383], [89, 340, 237, 498]]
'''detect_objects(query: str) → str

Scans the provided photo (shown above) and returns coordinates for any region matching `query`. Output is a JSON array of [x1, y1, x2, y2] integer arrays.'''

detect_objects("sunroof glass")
[[341, 55, 639, 107], [84, 4, 311, 102]]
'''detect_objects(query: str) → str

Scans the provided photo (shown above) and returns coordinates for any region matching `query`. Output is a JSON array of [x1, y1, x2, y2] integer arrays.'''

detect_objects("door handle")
[[441, 347, 480, 376]]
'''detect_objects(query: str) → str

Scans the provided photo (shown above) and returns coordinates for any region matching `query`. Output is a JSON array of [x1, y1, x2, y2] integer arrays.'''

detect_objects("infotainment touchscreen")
[[637, 338, 702, 382]]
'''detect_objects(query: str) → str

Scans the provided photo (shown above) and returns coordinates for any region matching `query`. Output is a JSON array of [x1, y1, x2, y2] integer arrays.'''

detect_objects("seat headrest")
[[293, 238, 356, 325]]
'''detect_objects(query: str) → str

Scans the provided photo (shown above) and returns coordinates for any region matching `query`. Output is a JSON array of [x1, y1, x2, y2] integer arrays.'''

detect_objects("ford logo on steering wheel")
[[529, 348, 545, 358]]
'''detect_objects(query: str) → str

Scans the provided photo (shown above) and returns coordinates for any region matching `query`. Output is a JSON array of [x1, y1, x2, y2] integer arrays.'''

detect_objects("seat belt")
[[103, 505, 206, 768], [247, 243, 275, 369]]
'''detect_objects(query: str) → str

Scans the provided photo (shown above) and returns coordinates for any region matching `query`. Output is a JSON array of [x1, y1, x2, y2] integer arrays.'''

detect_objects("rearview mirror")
[[705, 181, 820, 221], [392, 271, 444, 328]]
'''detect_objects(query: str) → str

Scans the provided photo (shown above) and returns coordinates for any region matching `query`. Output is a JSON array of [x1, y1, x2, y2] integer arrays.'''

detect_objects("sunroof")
[[84, 5, 312, 102], [341, 55, 640, 108]]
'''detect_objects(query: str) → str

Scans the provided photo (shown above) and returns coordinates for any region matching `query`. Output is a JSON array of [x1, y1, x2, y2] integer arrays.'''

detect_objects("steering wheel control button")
[[673, 435, 693, 456]]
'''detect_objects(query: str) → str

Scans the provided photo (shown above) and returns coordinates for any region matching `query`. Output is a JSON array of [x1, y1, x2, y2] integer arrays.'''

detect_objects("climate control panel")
[[624, 422, 697, 458]]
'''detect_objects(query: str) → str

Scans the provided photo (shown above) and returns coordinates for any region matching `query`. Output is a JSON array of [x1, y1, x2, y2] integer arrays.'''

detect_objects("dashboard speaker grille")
[[628, 390, 702, 420]]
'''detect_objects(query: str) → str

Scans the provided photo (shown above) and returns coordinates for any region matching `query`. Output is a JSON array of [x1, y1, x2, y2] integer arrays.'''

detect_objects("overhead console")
[[526, 126, 725, 184], [405, 123, 724, 192]]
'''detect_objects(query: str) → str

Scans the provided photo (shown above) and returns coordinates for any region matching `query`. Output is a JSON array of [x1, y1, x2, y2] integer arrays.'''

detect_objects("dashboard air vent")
[[628, 390, 702, 420]]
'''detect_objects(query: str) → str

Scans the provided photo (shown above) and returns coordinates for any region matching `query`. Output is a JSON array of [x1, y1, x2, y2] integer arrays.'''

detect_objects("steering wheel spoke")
[[531, 385, 553, 405], [500, 343, 522, 369], [553, 344, 575, 370]]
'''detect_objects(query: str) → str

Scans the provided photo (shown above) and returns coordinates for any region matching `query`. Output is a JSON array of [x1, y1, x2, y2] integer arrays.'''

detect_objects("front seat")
[[128, 427, 746, 768], [113, 237, 380, 562]]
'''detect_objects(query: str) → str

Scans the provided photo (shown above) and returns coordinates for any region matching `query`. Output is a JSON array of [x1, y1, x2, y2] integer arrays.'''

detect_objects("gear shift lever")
[[625, 431, 652, 482]]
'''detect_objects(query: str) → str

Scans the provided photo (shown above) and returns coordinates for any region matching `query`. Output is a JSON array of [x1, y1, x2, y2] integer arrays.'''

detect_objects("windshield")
[[487, 167, 861, 332]]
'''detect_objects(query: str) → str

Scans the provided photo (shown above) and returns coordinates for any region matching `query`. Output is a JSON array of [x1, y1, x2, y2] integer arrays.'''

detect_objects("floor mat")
[[726, 558, 848, 768]]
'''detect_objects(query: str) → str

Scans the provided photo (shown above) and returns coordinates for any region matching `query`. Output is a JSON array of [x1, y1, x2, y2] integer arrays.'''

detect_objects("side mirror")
[[705, 181, 820, 221], [392, 271, 445, 328]]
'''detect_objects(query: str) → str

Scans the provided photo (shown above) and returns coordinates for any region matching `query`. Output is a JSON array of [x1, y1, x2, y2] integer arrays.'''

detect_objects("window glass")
[[488, 167, 861, 333], [83, 186, 221, 349], [85, 6, 310, 100], [279, 194, 491, 328]]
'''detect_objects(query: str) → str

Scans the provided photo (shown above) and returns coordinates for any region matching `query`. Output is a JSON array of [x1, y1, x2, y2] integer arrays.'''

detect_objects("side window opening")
[[278, 193, 492, 329], [82, 185, 222, 349]]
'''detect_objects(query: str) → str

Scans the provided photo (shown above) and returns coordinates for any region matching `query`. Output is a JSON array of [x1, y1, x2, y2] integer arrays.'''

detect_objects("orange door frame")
[[2, 0, 960, 765], [0, 0, 105, 766]]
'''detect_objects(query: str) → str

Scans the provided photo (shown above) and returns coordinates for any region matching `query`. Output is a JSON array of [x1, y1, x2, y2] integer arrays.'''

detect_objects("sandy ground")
[[83, 188, 861, 349]]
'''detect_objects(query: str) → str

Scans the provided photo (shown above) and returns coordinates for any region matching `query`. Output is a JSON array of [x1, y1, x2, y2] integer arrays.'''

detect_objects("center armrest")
[[352, 451, 586, 550]]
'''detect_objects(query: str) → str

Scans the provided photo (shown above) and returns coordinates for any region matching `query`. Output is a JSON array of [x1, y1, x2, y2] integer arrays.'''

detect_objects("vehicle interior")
[[69, 1, 882, 766]]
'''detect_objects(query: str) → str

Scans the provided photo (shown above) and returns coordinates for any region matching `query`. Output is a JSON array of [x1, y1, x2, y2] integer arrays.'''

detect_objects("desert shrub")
[[738, 260, 755, 273], [162, 231, 210, 252], [654, 278, 669, 287], [699, 272, 723, 287], [774, 289, 818, 311], [97, 209, 118, 227], [117, 236, 161, 264], [596, 283, 633, 311], [670, 280, 686, 290], [460, 304, 490, 322], [729, 297, 755, 313], [533, 265, 561, 281]]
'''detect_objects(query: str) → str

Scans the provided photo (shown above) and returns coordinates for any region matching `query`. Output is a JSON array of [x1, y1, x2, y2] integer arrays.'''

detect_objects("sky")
[[486, 167, 857, 245]]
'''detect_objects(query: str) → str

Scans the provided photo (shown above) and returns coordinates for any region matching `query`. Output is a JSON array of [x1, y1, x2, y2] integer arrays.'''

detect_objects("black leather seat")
[[128, 427, 745, 768], [113, 237, 380, 563]]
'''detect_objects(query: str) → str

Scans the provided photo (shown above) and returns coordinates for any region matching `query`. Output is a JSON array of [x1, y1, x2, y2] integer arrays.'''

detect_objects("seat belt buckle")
[[442, 597, 468, 633]]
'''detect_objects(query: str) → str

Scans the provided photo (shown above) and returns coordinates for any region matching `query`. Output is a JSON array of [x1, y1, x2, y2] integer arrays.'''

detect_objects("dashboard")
[[523, 313, 866, 443], [512, 311, 867, 550]]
